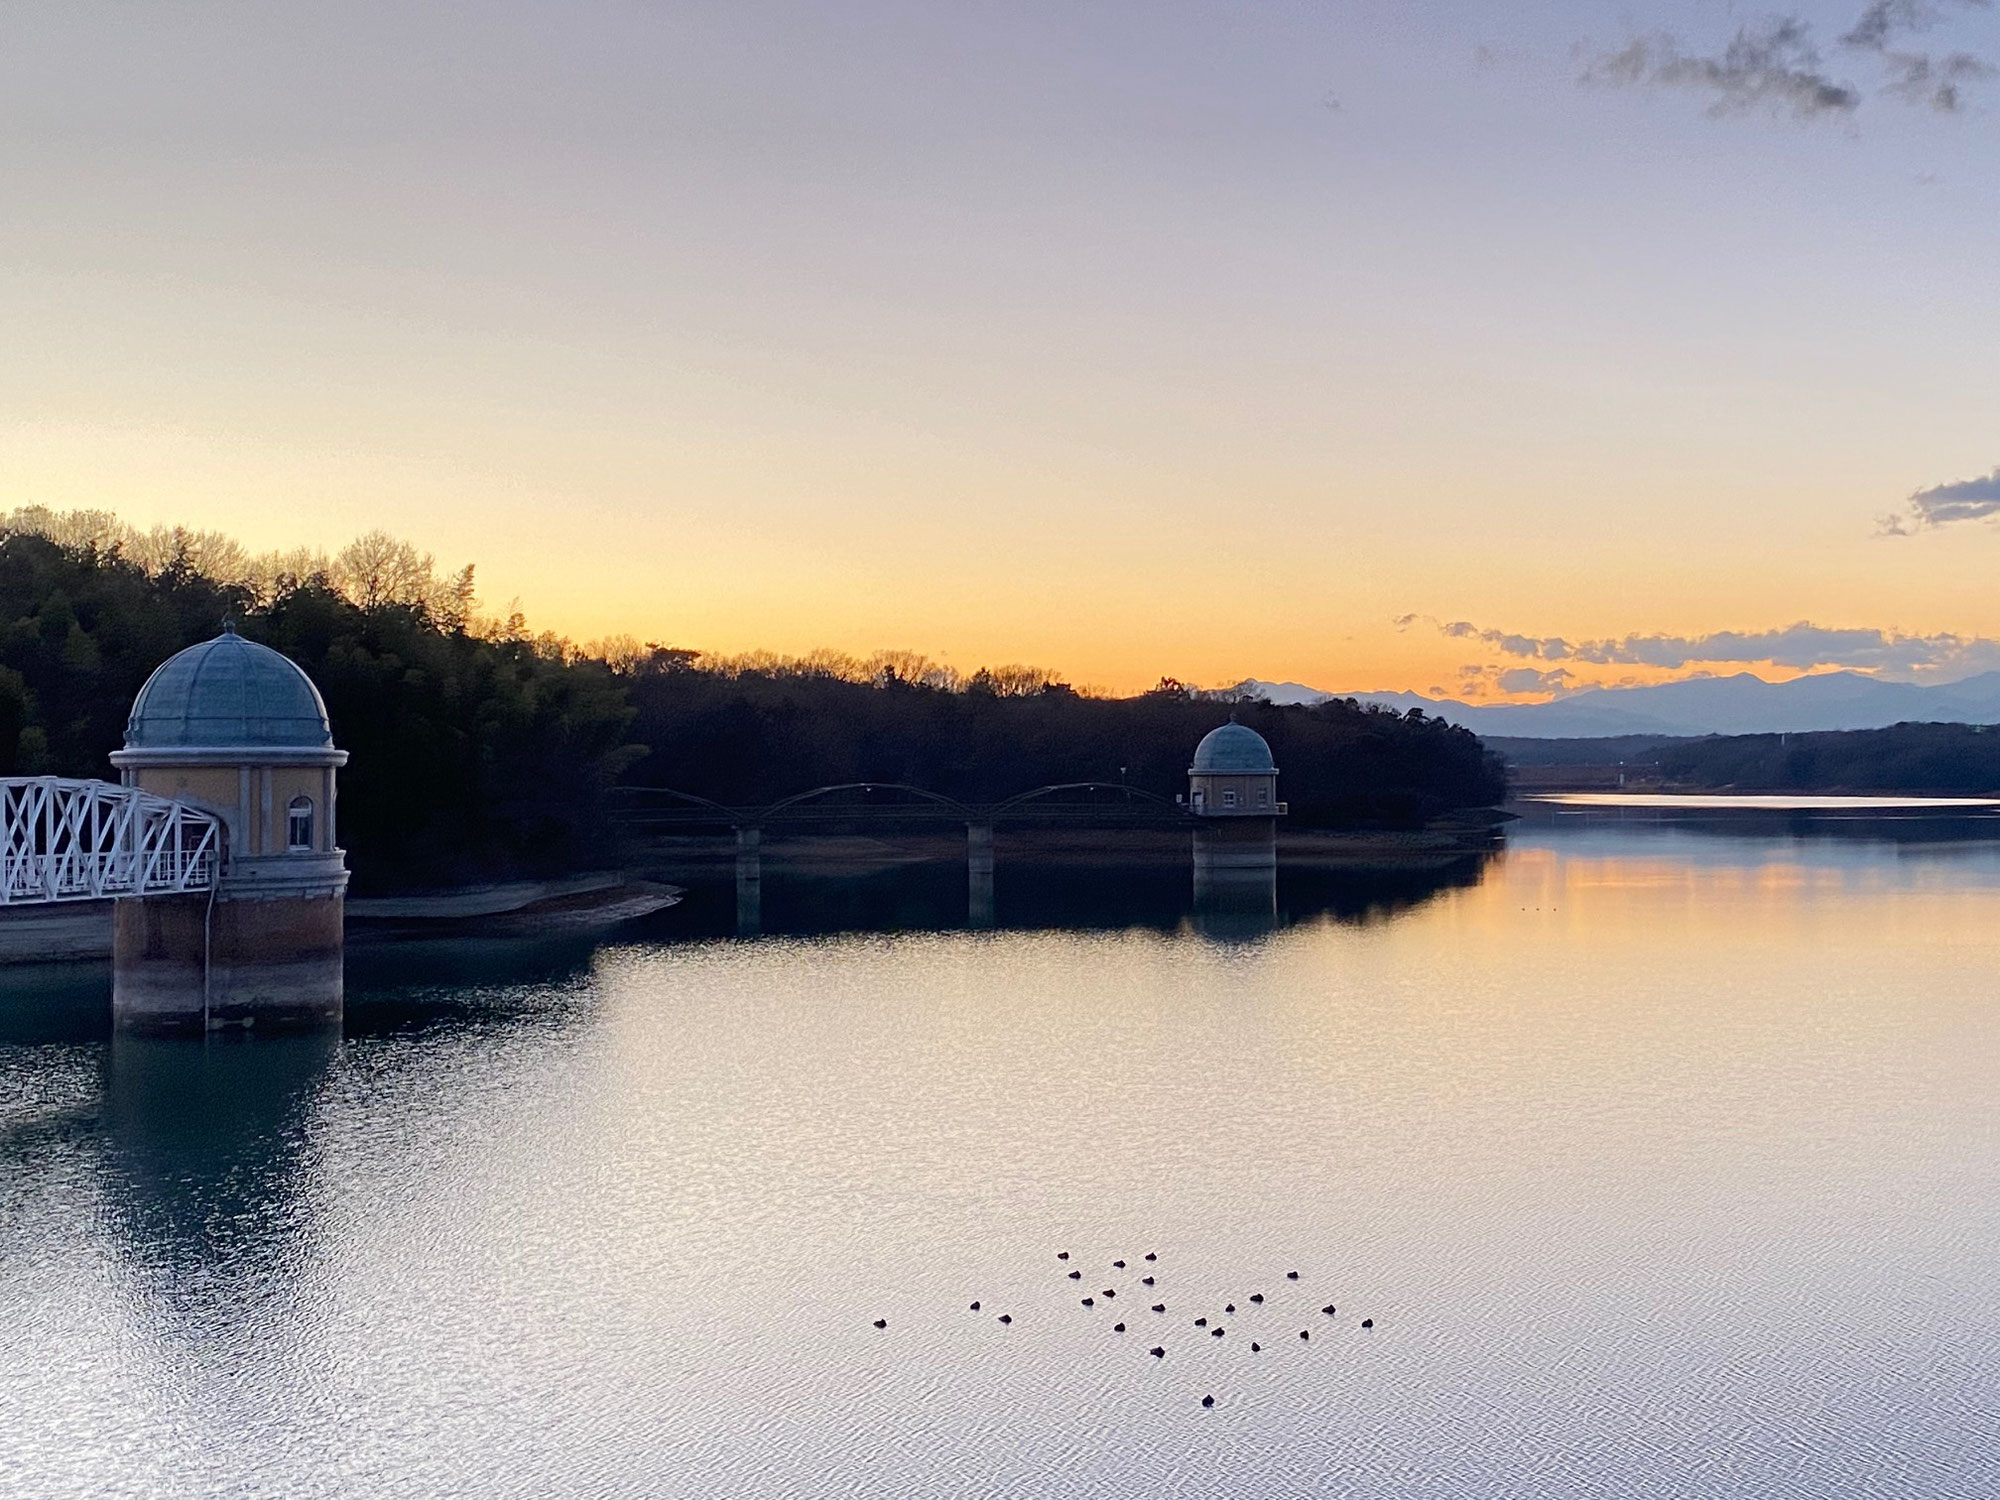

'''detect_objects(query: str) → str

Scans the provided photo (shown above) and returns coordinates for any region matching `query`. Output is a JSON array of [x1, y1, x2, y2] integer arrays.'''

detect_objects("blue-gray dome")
[[1191, 719, 1276, 774], [124, 628, 333, 749]]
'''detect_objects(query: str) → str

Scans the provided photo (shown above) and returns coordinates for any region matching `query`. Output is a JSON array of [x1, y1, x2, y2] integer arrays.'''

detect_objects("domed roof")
[[124, 627, 334, 749], [1191, 718, 1277, 774]]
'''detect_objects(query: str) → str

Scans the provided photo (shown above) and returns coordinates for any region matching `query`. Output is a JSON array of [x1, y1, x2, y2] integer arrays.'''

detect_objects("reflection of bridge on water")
[[615, 780, 1340, 936], [612, 781, 1202, 933], [615, 781, 1195, 932]]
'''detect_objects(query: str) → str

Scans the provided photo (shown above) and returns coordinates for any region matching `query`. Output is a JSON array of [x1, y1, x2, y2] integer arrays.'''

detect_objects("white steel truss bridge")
[[0, 777, 221, 905]]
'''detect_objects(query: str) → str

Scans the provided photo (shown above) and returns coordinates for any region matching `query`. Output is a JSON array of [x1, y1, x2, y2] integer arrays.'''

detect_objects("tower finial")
[[220, 614, 238, 635]]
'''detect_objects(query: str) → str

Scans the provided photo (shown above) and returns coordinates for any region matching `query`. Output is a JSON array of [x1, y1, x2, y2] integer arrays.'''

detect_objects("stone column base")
[[113, 892, 344, 1035]]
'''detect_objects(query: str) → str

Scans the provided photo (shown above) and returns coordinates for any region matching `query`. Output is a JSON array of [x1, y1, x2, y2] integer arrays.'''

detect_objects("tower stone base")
[[113, 891, 344, 1035], [1193, 819, 1278, 923], [1193, 818, 1278, 876]]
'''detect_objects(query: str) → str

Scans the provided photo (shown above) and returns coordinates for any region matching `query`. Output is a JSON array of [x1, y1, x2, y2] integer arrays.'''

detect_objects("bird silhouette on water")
[[954, 1250, 1377, 1405], [873, 1320, 887, 1329]]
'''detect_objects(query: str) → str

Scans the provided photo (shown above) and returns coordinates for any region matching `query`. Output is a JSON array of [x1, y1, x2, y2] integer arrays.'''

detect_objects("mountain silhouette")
[[1235, 671, 2000, 738]]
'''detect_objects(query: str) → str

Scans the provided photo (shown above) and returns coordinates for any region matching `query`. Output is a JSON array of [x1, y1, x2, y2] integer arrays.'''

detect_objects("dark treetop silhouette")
[[0, 526, 1504, 893]]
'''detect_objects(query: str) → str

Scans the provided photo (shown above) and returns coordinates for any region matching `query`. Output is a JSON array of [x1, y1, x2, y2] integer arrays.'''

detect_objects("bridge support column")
[[113, 882, 344, 1035], [735, 825, 762, 937], [967, 823, 995, 929]]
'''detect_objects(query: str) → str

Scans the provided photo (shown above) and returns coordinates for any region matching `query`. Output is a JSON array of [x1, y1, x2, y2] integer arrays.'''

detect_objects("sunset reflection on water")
[[3, 812, 1997, 1499]]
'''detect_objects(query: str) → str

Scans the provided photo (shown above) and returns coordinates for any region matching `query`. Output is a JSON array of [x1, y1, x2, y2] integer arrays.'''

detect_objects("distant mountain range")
[[1235, 671, 2000, 738]]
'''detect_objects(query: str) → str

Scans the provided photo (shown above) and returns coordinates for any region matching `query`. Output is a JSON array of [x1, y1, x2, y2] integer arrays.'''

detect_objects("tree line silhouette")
[[0, 522, 1505, 892], [617, 649, 1504, 822], [1659, 723, 2000, 793]]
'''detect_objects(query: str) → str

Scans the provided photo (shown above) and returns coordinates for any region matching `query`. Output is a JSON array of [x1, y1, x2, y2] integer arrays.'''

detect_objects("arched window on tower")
[[287, 795, 315, 852]]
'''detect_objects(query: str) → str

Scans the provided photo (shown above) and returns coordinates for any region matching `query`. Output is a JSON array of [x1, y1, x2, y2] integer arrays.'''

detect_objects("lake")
[[3, 805, 1998, 1498]]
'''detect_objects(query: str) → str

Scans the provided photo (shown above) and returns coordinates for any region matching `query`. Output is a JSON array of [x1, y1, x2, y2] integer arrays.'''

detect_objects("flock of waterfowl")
[[873, 1248, 1378, 1409]]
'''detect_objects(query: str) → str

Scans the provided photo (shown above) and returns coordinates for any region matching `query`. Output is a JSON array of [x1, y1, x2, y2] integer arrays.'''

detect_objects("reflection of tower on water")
[[101, 1031, 336, 1284], [735, 826, 762, 937], [1188, 717, 1283, 932], [967, 822, 996, 929]]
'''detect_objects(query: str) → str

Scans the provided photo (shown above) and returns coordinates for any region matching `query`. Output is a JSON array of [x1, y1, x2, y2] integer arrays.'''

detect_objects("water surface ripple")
[[3, 823, 1998, 1497]]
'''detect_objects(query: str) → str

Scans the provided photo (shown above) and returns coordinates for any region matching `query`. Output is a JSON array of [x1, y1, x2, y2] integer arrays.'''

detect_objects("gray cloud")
[[1582, 3, 1993, 119], [1841, 0, 1989, 51], [1437, 619, 1566, 659], [1882, 49, 1996, 108], [1881, 466, 2000, 532], [1402, 615, 2000, 680], [1496, 666, 1577, 695], [1579, 18, 1862, 118]]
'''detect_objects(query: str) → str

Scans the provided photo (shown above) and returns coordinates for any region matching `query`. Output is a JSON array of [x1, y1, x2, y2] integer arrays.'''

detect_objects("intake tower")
[[109, 626, 349, 1032]]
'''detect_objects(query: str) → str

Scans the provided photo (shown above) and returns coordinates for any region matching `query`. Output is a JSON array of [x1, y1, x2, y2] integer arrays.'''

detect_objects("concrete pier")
[[1192, 819, 1278, 914], [735, 826, 763, 937], [112, 884, 345, 1035], [967, 822, 995, 929]]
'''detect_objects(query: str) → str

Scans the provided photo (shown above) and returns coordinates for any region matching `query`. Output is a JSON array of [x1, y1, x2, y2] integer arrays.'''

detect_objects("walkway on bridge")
[[0, 777, 220, 906]]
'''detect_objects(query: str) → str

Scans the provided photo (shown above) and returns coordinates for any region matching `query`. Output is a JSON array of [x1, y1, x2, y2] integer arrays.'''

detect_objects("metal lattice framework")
[[0, 777, 220, 905]]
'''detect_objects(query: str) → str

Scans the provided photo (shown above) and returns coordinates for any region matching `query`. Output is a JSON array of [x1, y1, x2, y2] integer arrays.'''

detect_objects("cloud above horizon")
[[1580, 18, 1862, 118], [1578, 1, 1993, 119], [1495, 666, 1579, 695], [1395, 614, 2000, 681], [1879, 466, 2000, 532], [1842, 0, 1991, 51]]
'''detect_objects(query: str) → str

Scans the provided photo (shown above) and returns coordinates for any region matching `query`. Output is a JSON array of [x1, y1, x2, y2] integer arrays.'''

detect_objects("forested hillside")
[[619, 654, 1505, 826], [0, 513, 1507, 891], [0, 529, 636, 891], [1659, 723, 2000, 794]]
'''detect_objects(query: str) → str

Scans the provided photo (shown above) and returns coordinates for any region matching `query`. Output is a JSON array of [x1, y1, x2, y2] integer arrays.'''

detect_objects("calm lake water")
[[4, 807, 1999, 1498]]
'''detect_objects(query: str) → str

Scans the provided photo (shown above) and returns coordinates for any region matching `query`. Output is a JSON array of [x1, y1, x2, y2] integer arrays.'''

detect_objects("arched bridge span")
[[610, 780, 1192, 832]]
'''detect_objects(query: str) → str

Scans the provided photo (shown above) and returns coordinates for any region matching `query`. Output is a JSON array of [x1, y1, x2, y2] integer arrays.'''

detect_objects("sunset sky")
[[5, 1, 1999, 697]]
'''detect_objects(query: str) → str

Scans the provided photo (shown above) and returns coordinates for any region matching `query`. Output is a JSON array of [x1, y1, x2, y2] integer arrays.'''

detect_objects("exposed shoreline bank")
[[0, 875, 682, 965]]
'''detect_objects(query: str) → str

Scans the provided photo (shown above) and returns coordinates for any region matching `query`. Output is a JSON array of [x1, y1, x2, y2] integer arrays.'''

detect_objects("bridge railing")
[[0, 777, 221, 905]]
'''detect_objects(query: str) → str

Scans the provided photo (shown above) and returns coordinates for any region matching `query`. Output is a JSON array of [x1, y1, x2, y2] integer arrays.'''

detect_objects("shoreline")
[[0, 876, 683, 965]]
